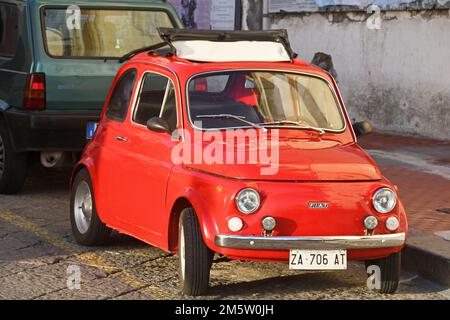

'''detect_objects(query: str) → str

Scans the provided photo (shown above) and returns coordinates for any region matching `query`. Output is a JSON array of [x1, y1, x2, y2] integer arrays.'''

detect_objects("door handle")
[[115, 136, 129, 142]]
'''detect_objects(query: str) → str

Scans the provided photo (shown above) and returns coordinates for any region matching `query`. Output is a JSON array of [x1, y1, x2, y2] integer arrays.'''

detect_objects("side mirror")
[[352, 120, 374, 137], [146, 117, 170, 133]]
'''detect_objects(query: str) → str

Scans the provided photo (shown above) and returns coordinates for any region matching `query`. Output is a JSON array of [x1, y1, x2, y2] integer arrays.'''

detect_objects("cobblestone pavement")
[[0, 165, 448, 300]]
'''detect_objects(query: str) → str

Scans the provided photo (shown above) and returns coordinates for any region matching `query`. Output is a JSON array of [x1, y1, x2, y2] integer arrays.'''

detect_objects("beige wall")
[[271, 10, 450, 140]]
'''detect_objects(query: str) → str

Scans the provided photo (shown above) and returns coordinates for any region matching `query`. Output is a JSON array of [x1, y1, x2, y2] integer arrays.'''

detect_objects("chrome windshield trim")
[[215, 233, 406, 250]]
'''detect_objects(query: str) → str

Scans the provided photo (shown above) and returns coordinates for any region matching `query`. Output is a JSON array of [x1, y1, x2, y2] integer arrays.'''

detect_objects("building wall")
[[271, 10, 450, 140]]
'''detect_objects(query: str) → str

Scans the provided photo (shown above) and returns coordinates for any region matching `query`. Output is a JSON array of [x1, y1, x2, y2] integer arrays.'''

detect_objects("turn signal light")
[[364, 216, 378, 230], [386, 217, 400, 231], [262, 216, 276, 232], [23, 73, 46, 110], [228, 217, 243, 232]]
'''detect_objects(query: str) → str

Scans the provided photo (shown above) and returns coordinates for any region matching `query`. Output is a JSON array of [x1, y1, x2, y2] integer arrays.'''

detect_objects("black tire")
[[178, 207, 214, 296], [70, 168, 111, 246], [0, 120, 27, 194], [366, 252, 401, 294]]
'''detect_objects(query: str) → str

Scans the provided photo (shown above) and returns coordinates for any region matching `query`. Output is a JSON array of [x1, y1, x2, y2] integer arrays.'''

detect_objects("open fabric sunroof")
[[158, 28, 297, 63]]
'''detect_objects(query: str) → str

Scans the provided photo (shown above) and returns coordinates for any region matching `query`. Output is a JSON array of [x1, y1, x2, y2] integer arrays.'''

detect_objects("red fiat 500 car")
[[70, 29, 407, 296]]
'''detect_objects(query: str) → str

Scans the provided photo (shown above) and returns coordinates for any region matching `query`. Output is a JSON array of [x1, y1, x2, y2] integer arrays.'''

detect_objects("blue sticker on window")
[[86, 122, 98, 140]]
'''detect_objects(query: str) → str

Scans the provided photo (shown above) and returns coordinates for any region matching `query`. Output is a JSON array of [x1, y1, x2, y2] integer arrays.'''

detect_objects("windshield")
[[188, 71, 345, 132], [42, 8, 174, 58]]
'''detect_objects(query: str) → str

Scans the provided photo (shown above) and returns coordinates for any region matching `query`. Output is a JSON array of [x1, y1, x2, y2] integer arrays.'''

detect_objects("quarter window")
[[105, 69, 137, 122], [133, 73, 177, 130], [0, 3, 19, 57]]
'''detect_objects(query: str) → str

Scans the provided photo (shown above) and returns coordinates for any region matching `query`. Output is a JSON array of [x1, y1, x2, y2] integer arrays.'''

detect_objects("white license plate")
[[289, 250, 347, 270]]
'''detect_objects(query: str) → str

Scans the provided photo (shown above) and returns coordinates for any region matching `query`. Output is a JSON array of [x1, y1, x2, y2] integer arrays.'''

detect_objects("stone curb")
[[402, 228, 450, 287]]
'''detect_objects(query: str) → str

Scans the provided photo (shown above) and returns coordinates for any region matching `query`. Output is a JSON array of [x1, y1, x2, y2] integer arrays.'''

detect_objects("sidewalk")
[[358, 132, 450, 235], [358, 131, 450, 287]]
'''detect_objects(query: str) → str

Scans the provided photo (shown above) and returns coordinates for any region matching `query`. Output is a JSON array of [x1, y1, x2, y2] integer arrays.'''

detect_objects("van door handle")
[[115, 136, 129, 142]]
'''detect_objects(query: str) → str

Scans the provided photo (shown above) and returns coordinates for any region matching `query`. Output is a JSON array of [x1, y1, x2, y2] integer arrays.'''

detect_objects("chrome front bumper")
[[215, 233, 406, 250]]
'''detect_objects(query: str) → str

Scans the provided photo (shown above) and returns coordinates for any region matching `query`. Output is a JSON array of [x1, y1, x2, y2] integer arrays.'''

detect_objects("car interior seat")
[[45, 28, 64, 56]]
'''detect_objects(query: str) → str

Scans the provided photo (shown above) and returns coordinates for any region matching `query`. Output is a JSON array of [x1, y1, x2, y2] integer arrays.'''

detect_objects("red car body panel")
[[74, 54, 408, 263], [185, 142, 382, 181]]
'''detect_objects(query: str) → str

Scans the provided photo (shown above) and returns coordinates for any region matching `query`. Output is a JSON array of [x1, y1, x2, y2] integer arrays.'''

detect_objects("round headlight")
[[236, 188, 260, 214], [372, 188, 397, 214]]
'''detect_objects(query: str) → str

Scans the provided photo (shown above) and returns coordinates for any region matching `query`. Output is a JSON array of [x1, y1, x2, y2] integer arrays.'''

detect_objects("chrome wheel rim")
[[180, 224, 186, 281], [74, 181, 93, 234], [0, 134, 4, 180]]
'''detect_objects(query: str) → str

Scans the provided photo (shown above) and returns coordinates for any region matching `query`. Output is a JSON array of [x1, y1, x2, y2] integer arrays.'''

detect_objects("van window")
[[0, 3, 19, 57], [133, 73, 177, 130], [106, 69, 137, 122], [42, 8, 174, 58]]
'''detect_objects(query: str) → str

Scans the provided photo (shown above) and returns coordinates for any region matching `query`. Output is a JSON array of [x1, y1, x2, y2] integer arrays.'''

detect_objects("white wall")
[[271, 10, 450, 140]]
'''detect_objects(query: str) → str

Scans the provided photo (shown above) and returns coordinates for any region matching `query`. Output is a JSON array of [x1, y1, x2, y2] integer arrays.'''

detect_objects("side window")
[[0, 3, 19, 57], [105, 69, 137, 122], [133, 73, 177, 130]]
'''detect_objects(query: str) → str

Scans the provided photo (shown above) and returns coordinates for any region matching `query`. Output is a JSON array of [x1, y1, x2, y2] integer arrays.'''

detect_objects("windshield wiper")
[[118, 42, 174, 63], [196, 114, 267, 132], [263, 120, 325, 135]]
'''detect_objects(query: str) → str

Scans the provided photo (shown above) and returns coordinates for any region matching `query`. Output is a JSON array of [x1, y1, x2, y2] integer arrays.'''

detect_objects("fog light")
[[386, 217, 399, 231], [228, 217, 243, 232], [364, 216, 378, 230], [262, 216, 276, 231]]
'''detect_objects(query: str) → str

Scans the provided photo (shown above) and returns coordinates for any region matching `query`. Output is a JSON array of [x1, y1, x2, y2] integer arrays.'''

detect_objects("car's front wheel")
[[70, 168, 111, 246], [0, 120, 28, 194], [366, 252, 401, 294], [178, 207, 214, 296]]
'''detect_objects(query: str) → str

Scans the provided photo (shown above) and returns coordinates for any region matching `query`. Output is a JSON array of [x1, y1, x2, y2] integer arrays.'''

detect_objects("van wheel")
[[0, 121, 27, 194], [70, 169, 111, 246], [366, 252, 401, 294], [178, 208, 213, 296]]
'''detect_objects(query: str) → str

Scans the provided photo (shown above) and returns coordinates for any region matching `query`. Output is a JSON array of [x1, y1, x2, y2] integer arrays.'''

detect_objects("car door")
[[114, 70, 180, 245], [93, 68, 137, 222]]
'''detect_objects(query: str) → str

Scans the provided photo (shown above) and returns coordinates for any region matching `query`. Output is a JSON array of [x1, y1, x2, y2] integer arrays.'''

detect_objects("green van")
[[0, 0, 182, 194]]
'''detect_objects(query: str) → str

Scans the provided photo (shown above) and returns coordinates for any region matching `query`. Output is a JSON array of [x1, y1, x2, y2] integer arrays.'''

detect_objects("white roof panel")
[[172, 40, 292, 62]]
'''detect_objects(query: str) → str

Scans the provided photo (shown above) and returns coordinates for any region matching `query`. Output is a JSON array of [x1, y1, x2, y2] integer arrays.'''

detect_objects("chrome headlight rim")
[[372, 187, 397, 214], [235, 188, 261, 214]]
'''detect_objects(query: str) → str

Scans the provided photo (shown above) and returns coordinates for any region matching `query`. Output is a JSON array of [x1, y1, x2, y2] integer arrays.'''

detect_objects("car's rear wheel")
[[178, 207, 214, 296], [70, 168, 111, 246], [366, 252, 401, 294], [0, 121, 28, 194]]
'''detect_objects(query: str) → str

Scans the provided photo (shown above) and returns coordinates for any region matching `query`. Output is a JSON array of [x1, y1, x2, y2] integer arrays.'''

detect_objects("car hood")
[[185, 139, 382, 181]]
